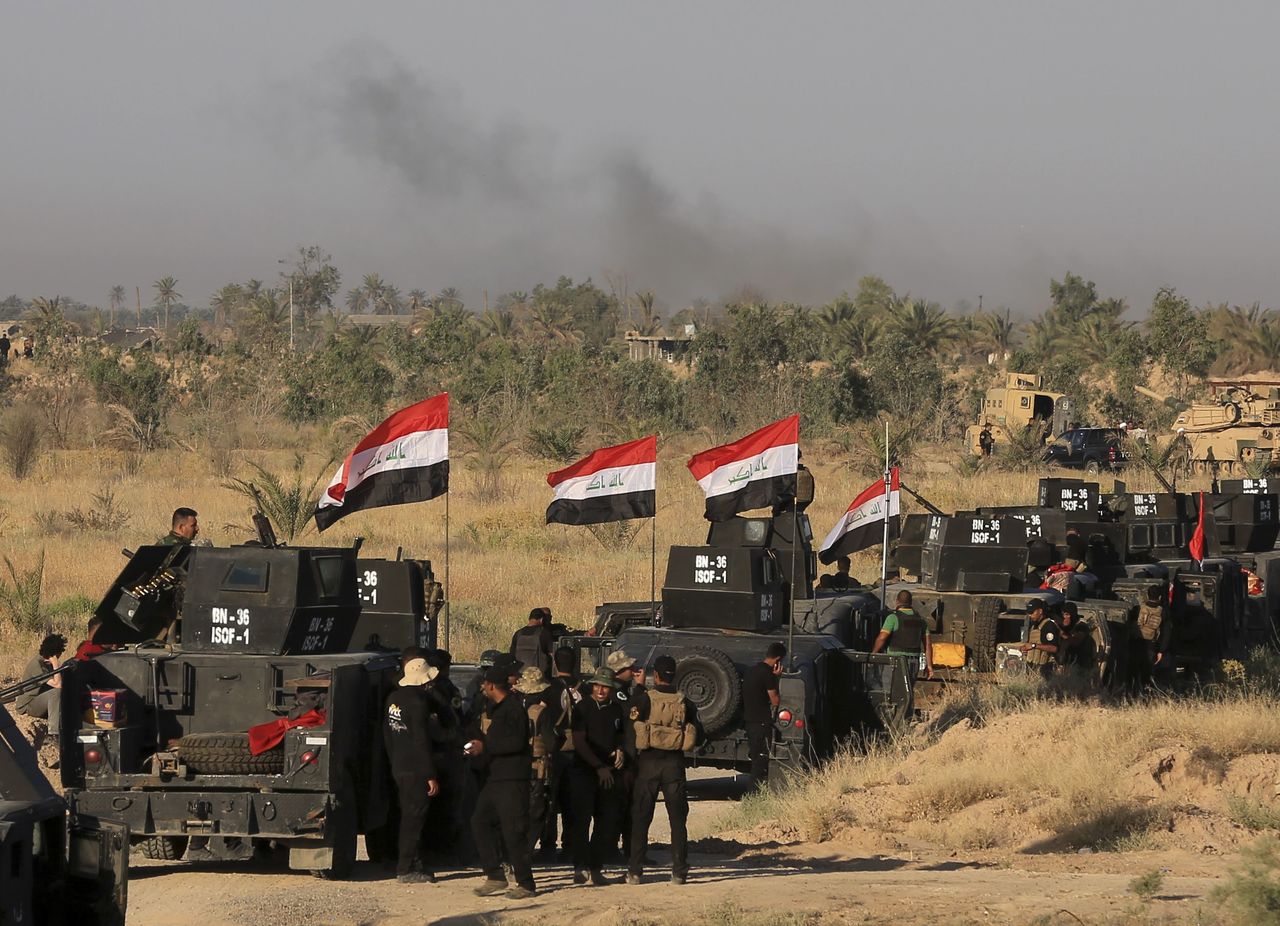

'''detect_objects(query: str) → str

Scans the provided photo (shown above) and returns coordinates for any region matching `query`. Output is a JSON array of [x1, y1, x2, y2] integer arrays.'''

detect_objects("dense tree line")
[[0, 247, 1267, 461]]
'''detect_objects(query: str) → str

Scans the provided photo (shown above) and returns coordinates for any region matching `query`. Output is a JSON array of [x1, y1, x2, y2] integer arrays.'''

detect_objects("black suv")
[[1043, 427, 1128, 473]]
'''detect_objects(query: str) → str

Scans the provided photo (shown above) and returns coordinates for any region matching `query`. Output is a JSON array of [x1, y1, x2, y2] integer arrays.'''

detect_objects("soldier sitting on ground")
[[15, 633, 67, 742]]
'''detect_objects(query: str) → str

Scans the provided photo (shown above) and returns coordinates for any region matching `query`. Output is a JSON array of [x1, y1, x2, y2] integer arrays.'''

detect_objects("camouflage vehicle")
[[61, 538, 440, 879], [966, 372, 1074, 456], [569, 510, 910, 772], [0, 699, 127, 925], [1140, 381, 1280, 473]]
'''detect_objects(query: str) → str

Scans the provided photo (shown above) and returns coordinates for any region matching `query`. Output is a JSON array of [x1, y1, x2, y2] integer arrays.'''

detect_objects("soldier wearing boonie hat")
[[384, 656, 441, 883]]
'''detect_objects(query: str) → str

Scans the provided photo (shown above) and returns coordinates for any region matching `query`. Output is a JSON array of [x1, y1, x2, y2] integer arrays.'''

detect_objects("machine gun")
[[0, 661, 73, 705]]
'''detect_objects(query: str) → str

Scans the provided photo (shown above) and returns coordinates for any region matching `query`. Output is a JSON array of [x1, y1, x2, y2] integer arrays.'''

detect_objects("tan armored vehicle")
[[1141, 382, 1280, 473], [967, 372, 1074, 456]]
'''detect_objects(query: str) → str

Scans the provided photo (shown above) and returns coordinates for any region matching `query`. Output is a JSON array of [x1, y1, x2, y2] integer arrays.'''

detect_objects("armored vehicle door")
[[832, 651, 911, 732], [1053, 396, 1074, 437], [60, 813, 129, 926]]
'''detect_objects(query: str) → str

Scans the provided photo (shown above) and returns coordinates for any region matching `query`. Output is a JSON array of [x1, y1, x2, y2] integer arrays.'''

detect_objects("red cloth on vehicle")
[[248, 709, 326, 755]]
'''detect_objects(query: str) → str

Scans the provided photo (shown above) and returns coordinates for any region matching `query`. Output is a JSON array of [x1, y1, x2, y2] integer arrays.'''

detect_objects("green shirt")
[[879, 609, 929, 656], [155, 532, 189, 547]]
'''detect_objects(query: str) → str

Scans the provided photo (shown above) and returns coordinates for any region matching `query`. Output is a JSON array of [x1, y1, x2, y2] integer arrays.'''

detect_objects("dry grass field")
[[0, 438, 1198, 680]]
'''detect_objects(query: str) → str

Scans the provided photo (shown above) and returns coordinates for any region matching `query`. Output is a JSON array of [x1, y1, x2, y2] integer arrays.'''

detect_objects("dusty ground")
[[122, 770, 1229, 926]]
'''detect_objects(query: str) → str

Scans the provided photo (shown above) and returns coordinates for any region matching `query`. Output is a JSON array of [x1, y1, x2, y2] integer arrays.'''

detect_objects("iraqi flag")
[[687, 415, 799, 522], [546, 436, 657, 526], [314, 393, 449, 532], [818, 468, 901, 564]]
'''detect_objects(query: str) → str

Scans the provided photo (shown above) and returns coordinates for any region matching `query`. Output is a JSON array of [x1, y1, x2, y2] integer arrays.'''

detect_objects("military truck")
[[966, 372, 1074, 456], [566, 509, 910, 773], [1140, 382, 1280, 473], [1, 700, 127, 925], [61, 539, 438, 878]]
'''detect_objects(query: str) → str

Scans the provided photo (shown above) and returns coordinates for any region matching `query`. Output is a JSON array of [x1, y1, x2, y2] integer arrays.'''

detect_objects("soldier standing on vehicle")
[[157, 507, 199, 546], [510, 608, 554, 677], [569, 666, 626, 886], [871, 590, 935, 686], [626, 655, 701, 886], [1019, 598, 1060, 679], [466, 666, 537, 899], [742, 642, 786, 792], [383, 656, 441, 883], [15, 634, 67, 741], [514, 667, 560, 856], [978, 423, 994, 457]]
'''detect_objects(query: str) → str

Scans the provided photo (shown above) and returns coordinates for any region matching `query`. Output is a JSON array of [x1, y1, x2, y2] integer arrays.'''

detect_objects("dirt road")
[[125, 771, 1226, 926]]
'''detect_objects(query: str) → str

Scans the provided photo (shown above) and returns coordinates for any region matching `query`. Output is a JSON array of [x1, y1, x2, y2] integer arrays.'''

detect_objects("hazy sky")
[[5, 2, 1280, 316]]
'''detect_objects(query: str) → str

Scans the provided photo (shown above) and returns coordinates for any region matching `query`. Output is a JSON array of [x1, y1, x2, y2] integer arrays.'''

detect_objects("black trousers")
[[550, 751, 575, 852], [629, 752, 688, 878], [527, 776, 550, 854], [568, 765, 620, 872], [471, 778, 534, 890], [393, 772, 432, 875], [745, 722, 772, 785]]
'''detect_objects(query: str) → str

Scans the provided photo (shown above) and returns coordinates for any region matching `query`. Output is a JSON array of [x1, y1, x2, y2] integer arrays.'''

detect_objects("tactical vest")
[[633, 690, 697, 752], [1137, 603, 1164, 643], [1026, 620, 1057, 666], [513, 629, 549, 675], [887, 610, 926, 653], [528, 701, 551, 780]]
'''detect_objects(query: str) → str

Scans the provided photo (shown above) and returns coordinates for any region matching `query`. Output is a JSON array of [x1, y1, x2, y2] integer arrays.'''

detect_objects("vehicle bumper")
[[69, 788, 333, 841]]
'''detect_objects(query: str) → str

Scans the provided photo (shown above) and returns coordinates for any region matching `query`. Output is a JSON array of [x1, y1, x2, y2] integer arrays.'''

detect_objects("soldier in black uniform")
[[626, 655, 701, 885], [513, 666, 561, 855], [741, 642, 785, 791], [465, 666, 537, 899], [569, 666, 626, 886], [382, 656, 441, 883], [546, 646, 582, 860]]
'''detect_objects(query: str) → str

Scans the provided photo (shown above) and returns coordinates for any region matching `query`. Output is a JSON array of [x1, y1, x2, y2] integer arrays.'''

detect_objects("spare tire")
[[675, 647, 741, 737], [175, 733, 284, 776]]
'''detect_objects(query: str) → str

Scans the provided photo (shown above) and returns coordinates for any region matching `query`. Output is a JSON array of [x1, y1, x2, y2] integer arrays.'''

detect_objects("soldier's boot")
[[573, 868, 588, 885], [625, 872, 642, 885], [397, 869, 436, 884], [506, 886, 536, 900], [671, 873, 687, 885], [590, 869, 612, 887], [473, 879, 508, 897]]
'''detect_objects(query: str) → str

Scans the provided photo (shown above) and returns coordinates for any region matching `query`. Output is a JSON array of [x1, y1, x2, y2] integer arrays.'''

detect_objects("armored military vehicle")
[[61, 537, 438, 879], [966, 372, 1074, 456], [566, 509, 910, 773], [0, 700, 127, 925], [1140, 382, 1280, 473]]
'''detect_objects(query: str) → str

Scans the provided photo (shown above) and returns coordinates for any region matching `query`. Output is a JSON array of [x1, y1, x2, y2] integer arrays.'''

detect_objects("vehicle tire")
[[137, 835, 189, 860], [312, 787, 358, 880], [1084, 459, 1101, 475], [675, 647, 741, 737], [175, 733, 285, 776], [970, 598, 1001, 673]]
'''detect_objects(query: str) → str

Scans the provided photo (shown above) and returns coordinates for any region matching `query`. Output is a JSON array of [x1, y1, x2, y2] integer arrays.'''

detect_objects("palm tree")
[[530, 302, 580, 344], [978, 309, 1017, 358], [479, 308, 517, 341], [108, 285, 126, 328], [153, 276, 180, 330], [377, 284, 403, 315], [632, 290, 662, 335], [248, 289, 289, 339], [210, 284, 245, 329], [436, 287, 463, 311], [1025, 315, 1058, 357], [889, 298, 955, 355], [831, 315, 880, 361], [345, 287, 370, 314], [406, 289, 430, 315]]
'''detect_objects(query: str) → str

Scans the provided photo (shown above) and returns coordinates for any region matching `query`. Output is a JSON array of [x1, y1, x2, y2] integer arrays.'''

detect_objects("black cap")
[[483, 665, 509, 686], [653, 655, 677, 678], [1027, 598, 1046, 614]]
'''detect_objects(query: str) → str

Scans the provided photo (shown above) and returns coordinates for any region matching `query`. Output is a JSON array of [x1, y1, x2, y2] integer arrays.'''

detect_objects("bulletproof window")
[[798, 515, 813, 544], [221, 560, 270, 593], [312, 555, 345, 599], [742, 520, 768, 545], [1020, 396, 1030, 408]]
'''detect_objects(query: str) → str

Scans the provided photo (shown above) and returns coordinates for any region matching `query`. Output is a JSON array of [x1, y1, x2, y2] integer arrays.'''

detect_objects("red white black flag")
[[818, 468, 900, 563], [546, 436, 657, 526], [687, 416, 799, 522], [315, 393, 449, 532]]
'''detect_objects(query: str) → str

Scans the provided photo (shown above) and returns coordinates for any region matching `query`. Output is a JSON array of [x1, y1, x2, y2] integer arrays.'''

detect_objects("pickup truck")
[[1042, 427, 1128, 474]]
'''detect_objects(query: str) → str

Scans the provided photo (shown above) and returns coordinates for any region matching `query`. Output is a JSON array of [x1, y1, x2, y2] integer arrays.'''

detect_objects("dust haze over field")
[[5, 4, 1280, 310]]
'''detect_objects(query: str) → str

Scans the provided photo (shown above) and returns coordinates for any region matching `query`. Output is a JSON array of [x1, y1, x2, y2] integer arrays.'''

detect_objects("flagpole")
[[443, 485, 451, 651], [650, 514, 657, 624], [788, 503, 798, 671], [880, 420, 891, 611]]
